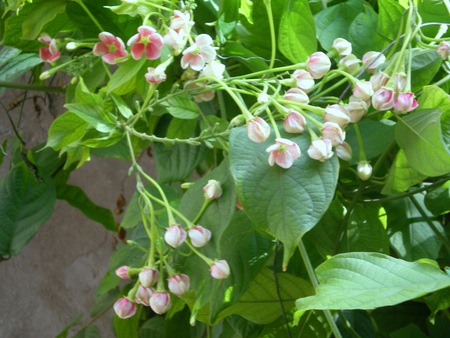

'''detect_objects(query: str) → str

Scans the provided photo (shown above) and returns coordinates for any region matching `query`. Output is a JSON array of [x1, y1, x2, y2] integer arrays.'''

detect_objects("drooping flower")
[[139, 268, 159, 288], [135, 285, 154, 306], [372, 88, 395, 111], [170, 10, 194, 33], [145, 65, 167, 84], [199, 60, 225, 80], [127, 26, 163, 60], [323, 104, 351, 128], [362, 51, 386, 73], [306, 52, 331, 79], [284, 88, 310, 104], [292, 69, 315, 93], [163, 28, 188, 55], [115, 266, 129, 279], [266, 138, 301, 169], [338, 54, 360, 74], [436, 40, 450, 59], [307, 139, 334, 162], [150, 292, 172, 314], [113, 297, 136, 319], [181, 34, 216, 71], [188, 226, 212, 247], [93, 32, 128, 64], [370, 72, 390, 91], [345, 98, 368, 123], [164, 224, 186, 248], [38, 33, 60, 63], [203, 180, 222, 199], [168, 274, 191, 296], [210, 260, 230, 279], [331, 38, 352, 57], [321, 122, 346, 146], [335, 142, 352, 161], [353, 81, 374, 101], [247, 117, 270, 143], [393, 72, 407, 93], [283, 110, 306, 134], [393, 92, 418, 114]]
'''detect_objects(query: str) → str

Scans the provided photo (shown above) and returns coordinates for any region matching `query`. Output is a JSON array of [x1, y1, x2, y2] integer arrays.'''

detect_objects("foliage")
[[1, 0, 450, 337]]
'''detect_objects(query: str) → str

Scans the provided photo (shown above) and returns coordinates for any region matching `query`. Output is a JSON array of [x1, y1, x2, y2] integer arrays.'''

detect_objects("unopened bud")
[[113, 297, 136, 319], [188, 225, 212, 247], [164, 224, 186, 248], [115, 266, 129, 279], [210, 260, 230, 279], [168, 274, 191, 296], [139, 268, 159, 288], [357, 162, 372, 181], [150, 292, 172, 314]]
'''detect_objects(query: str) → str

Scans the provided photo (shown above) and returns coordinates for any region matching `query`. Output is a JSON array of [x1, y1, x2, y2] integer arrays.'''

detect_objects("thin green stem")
[[266, 108, 281, 138], [263, 0, 276, 69], [352, 124, 366, 162], [0, 81, 66, 93], [298, 241, 343, 338], [192, 199, 211, 225], [73, 0, 104, 32], [232, 63, 306, 80]]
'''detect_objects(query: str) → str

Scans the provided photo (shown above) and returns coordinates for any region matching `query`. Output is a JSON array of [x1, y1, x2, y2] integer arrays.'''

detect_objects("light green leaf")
[[21, 0, 66, 40], [107, 57, 147, 95], [105, 2, 151, 17], [395, 109, 450, 177], [382, 149, 427, 194], [56, 184, 116, 232], [110, 93, 133, 119], [217, 0, 239, 40], [162, 94, 202, 119], [240, 0, 254, 24], [377, 0, 405, 43], [295, 252, 450, 313], [65, 103, 116, 133], [229, 126, 339, 265], [0, 46, 20, 68], [278, 0, 316, 63], [0, 163, 56, 256], [46, 112, 87, 150], [348, 5, 381, 56], [75, 77, 103, 106]]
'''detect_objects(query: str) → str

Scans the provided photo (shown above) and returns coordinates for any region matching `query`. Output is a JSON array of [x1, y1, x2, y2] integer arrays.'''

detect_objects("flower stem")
[[73, 0, 104, 32], [263, 0, 276, 69], [0, 81, 65, 93]]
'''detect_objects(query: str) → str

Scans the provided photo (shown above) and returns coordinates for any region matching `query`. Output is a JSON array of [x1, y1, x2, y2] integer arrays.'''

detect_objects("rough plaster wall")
[[0, 81, 153, 337]]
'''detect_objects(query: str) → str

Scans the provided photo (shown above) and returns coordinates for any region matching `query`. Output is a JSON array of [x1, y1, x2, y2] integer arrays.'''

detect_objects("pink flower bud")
[[150, 292, 172, 314], [307, 139, 334, 162], [135, 285, 154, 306], [362, 51, 386, 73], [236, 199, 244, 210], [321, 122, 346, 146], [436, 41, 450, 59], [115, 266, 129, 279], [113, 297, 136, 319], [370, 72, 390, 91], [145, 65, 167, 84], [338, 54, 360, 74], [292, 69, 315, 92], [284, 88, 310, 104], [188, 226, 212, 247], [266, 138, 301, 169], [346, 98, 368, 123], [323, 104, 351, 128], [168, 274, 190, 296], [283, 110, 306, 134], [210, 260, 230, 279], [357, 162, 372, 181], [38, 33, 61, 63], [331, 38, 352, 56], [139, 268, 159, 288], [353, 81, 374, 101], [164, 224, 186, 248], [307, 52, 331, 79], [393, 92, 418, 114], [372, 88, 395, 111], [393, 72, 407, 93], [247, 117, 270, 143], [335, 142, 352, 161], [203, 179, 222, 199]]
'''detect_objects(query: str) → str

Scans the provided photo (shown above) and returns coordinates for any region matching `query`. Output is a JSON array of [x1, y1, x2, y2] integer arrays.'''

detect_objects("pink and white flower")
[[203, 180, 222, 199], [168, 274, 190, 296], [199, 60, 225, 80], [307, 52, 331, 79], [338, 54, 360, 74], [210, 260, 230, 279], [370, 72, 390, 91], [135, 285, 154, 306], [292, 69, 315, 92], [321, 122, 346, 146], [247, 117, 270, 143], [113, 297, 136, 319], [331, 38, 352, 56], [362, 51, 386, 73], [372, 88, 395, 111], [163, 28, 188, 55], [164, 224, 186, 248], [145, 65, 167, 84], [283, 110, 306, 134], [93, 32, 128, 64], [150, 292, 172, 314], [393, 92, 418, 114], [346, 98, 368, 123], [266, 138, 301, 169], [115, 266, 129, 279], [170, 10, 194, 33], [284, 88, 310, 104], [323, 104, 351, 128], [181, 34, 216, 71], [393, 72, 407, 93], [188, 226, 212, 247], [335, 142, 352, 161], [139, 268, 159, 288], [307, 139, 334, 162], [38, 33, 60, 63], [436, 41, 450, 59], [353, 81, 374, 101], [127, 26, 163, 60]]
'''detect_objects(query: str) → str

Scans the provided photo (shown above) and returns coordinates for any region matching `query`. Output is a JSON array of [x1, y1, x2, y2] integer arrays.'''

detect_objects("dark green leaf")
[[348, 5, 381, 56], [217, 0, 239, 40], [278, 0, 317, 63], [377, 0, 405, 44], [138, 317, 165, 338], [395, 109, 450, 177], [336, 310, 376, 338], [65, 103, 116, 133], [21, 0, 66, 39], [166, 118, 197, 139], [418, 0, 450, 38], [55, 314, 83, 338], [424, 287, 450, 322], [409, 49, 442, 92], [424, 181, 450, 215], [90, 289, 120, 318], [222, 42, 269, 73], [56, 184, 116, 231], [46, 112, 87, 151], [0, 163, 56, 256], [114, 310, 139, 338], [162, 94, 202, 119], [229, 126, 339, 266]]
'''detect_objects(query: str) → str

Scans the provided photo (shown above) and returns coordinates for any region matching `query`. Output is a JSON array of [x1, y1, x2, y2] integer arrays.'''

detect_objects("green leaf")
[[222, 42, 269, 73], [278, 0, 317, 63], [409, 49, 442, 92], [153, 143, 207, 183], [0, 46, 20, 68], [105, 2, 152, 17], [0, 163, 56, 256], [138, 317, 165, 338], [0, 53, 42, 82], [382, 149, 427, 194], [56, 184, 116, 231], [217, 0, 239, 40], [229, 126, 339, 265], [114, 308, 140, 338], [110, 93, 133, 119], [424, 287, 450, 321], [65, 103, 116, 133], [46, 112, 87, 151], [72, 325, 101, 338], [395, 109, 450, 177], [385, 193, 444, 261], [166, 118, 198, 139], [348, 4, 381, 56], [424, 181, 450, 215], [219, 268, 313, 324], [90, 289, 119, 318], [418, 0, 450, 38], [240, 0, 254, 24], [162, 94, 202, 119], [107, 57, 147, 95], [377, 0, 405, 43], [75, 77, 103, 106], [295, 252, 450, 313], [20, 0, 66, 39], [336, 310, 376, 338]]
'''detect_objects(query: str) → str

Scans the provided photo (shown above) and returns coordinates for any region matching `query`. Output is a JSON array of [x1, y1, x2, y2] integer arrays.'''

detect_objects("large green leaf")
[[21, 0, 66, 39], [56, 184, 116, 232], [64, 103, 116, 133], [424, 287, 450, 321], [424, 181, 450, 215], [222, 42, 269, 73], [385, 193, 444, 261], [418, 0, 450, 37], [278, 0, 316, 63], [0, 163, 56, 256], [114, 313, 139, 338], [107, 57, 147, 95], [0, 52, 42, 83], [162, 94, 202, 119], [348, 4, 380, 56], [395, 109, 450, 177], [295, 252, 450, 313], [229, 126, 339, 265], [46, 112, 88, 150], [409, 49, 442, 92], [377, 0, 405, 43]]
